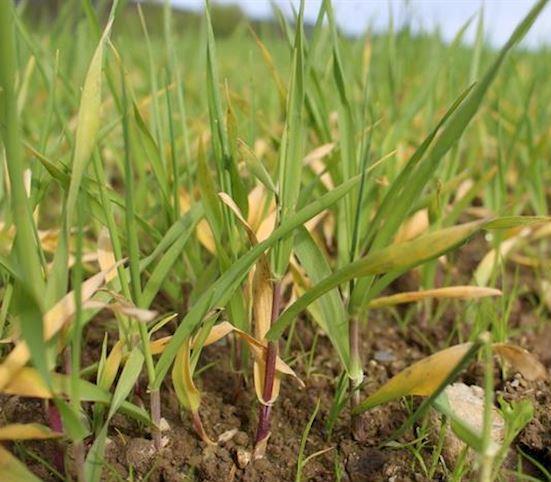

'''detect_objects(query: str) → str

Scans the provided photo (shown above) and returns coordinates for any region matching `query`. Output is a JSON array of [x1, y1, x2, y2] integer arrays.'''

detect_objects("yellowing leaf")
[[150, 336, 172, 355], [394, 209, 429, 244], [368, 286, 502, 309], [249, 26, 287, 107], [0, 446, 41, 482], [360, 343, 474, 410], [531, 222, 551, 241], [97, 227, 117, 283], [0, 263, 121, 390], [195, 321, 300, 383], [171, 339, 215, 445], [218, 193, 277, 402], [474, 228, 531, 286], [256, 210, 277, 243], [303, 143, 335, 190], [38, 229, 60, 253], [253, 353, 282, 406], [172, 339, 201, 413], [219, 192, 258, 244], [247, 185, 270, 230], [252, 255, 272, 344], [2, 367, 52, 398], [197, 220, 216, 254], [303, 143, 335, 164], [0, 423, 61, 441], [98, 340, 123, 391], [168, 320, 302, 410], [84, 300, 157, 323], [358, 341, 546, 413], [493, 343, 547, 381], [180, 189, 217, 254]]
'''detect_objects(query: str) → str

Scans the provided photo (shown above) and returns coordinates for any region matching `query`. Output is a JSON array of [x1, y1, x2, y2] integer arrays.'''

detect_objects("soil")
[[1, 239, 550, 481]]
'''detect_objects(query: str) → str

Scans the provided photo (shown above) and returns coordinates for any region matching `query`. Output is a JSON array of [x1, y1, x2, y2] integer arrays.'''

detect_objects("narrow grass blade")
[[273, 0, 305, 278], [65, 19, 112, 223], [293, 228, 350, 374]]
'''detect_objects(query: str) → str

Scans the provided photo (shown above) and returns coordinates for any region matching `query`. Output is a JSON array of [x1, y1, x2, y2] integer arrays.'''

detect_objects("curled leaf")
[[172, 339, 201, 414], [474, 229, 530, 286], [218, 193, 279, 402], [171, 339, 215, 445], [196, 321, 301, 385], [368, 286, 501, 309], [493, 343, 547, 381]]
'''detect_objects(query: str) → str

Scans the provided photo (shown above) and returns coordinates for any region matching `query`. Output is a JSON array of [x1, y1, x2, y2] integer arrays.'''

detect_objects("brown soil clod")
[[125, 437, 157, 475], [345, 447, 387, 482]]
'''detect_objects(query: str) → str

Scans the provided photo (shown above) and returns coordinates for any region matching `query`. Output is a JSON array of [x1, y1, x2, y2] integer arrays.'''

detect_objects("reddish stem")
[[192, 411, 215, 445], [254, 283, 282, 453], [46, 401, 66, 473]]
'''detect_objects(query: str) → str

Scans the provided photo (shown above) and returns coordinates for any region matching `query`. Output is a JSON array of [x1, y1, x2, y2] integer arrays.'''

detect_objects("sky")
[[170, 0, 551, 48]]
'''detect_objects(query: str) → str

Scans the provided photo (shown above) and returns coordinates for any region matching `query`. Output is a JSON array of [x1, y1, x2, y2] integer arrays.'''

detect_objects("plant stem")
[[254, 282, 282, 455], [191, 411, 215, 445], [479, 339, 494, 482], [349, 316, 362, 432], [151, 388, 162, 449], [255, 341, 277, 446], [74, 441, 85, 482]]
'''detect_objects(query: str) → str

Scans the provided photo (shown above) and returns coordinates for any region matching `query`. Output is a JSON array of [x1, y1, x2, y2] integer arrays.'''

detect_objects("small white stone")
[[218, 428, 238, 443], [236, 448, 251, 468], [430, 383, 505, 467], [159, 417, 170, 432]]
